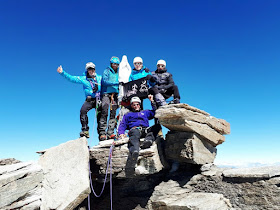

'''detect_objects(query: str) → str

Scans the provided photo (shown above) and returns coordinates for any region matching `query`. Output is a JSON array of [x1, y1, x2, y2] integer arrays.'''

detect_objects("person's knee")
[[129, 128, 141, 137], [80, 107, 88, 115]]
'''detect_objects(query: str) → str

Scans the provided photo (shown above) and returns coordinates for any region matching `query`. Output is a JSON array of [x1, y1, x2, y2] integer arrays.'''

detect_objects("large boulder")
[[149, 180, 232, 210], [155, 104, 230, 146], [165, 132, 217, 165], [89, 137, 168, 178], [0, 161, 43, 209], [38, 137, 90, 210]]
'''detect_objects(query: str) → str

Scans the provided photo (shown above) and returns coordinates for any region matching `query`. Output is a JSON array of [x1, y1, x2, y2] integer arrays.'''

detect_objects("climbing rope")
[[88, 143, 114, 210]]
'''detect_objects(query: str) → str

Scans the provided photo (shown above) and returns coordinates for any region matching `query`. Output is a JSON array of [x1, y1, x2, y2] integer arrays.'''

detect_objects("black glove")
[[144, 68, 150, 73], [119, 82, 125, 86], [146, 74, 152, 80], [92, 85, 98, 93], [149, 76, 156, 83]]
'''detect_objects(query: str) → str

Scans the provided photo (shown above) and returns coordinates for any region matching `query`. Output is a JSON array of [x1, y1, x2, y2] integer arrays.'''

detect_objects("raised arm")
[[57, 65, 84, 84]]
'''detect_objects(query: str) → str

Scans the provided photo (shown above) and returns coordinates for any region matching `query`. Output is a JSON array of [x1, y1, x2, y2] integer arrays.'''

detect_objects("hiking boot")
[[107, 134, 116, 139], [168, 98, 180, 105], [99, 135, 107, 141], [80, 131, 90, 138], [141, 140, 153, 149], [131, 150, 139, 161]]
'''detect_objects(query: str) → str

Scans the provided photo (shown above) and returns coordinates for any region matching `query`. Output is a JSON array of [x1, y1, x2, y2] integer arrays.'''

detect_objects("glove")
[[144, 68, 150, 73], [92, 85, 98, 93], [119, 82, 125, 86], [149, 76, 156, 83], [146, 74, 152, 80]]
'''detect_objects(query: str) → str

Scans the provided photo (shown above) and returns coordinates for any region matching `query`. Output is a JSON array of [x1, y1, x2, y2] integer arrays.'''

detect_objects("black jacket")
[[151, 69, 175, 90]]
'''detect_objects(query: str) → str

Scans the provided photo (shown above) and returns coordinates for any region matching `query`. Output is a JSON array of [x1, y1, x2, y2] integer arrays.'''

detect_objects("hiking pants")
[[98, 93, 118, 136], [80, 97, 101, 131], [160, 85, 180, 100], [128, 124, 161, 154]]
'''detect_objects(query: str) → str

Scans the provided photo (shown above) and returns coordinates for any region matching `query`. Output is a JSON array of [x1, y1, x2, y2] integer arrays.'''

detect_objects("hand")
[[57, 65, 63, 73], [119, 134, 125, 139], [150, 76, 156, 83], [146, 74, 152, 80], [148, 94, 154, 102]]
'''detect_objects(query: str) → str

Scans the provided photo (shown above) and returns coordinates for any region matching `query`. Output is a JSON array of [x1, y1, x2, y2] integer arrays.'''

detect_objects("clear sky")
[[1, 0, 279, 166]]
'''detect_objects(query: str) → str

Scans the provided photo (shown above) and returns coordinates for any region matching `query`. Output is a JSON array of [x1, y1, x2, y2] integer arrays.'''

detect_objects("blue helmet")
[[110, 56, 120, 64]]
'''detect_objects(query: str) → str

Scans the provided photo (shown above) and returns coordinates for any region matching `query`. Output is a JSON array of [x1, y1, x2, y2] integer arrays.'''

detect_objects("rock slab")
[[149, 180, 232, 210], [38, 137, 90, 210], [89, 137, 168, 178], [155, 103, 230, 146], [165, 132, 217, 165], [0, 161, 43, 209]]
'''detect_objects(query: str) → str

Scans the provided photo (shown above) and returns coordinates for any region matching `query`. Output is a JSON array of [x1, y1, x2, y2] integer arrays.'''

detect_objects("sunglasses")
[[157, 65, 165, 68], [134, 62, 143, 65], [111, 63, 119, 66], [87, 68, 95, 70]]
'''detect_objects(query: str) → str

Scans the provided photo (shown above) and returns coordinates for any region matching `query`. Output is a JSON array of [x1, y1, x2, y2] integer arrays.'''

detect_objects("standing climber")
[[118, 95, 161, 162], [57, 62, 102, 138], [98, 56, 120, 141], [129, 57, 166, 107], [151, 59, 180, 104]]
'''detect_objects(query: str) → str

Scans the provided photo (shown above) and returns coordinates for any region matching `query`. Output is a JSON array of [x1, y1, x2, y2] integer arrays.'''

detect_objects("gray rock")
[[0, 161, 43, 209], [149, 180, 232, 210], [38, 137, 90, 210], [165, 132, 217, 165], [0, 158, 21, 166], [89, 137, 168, 178], [201, 163, 226, 176], [223, 165, 280, 179], [155, 104, 230, 146]]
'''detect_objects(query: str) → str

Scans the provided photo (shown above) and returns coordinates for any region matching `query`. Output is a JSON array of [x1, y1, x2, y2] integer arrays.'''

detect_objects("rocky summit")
[[1, 103, 280, 209]]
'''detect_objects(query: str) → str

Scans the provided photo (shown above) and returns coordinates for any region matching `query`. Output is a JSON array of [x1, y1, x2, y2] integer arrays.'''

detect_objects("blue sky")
[[1, 0, 279, 165]]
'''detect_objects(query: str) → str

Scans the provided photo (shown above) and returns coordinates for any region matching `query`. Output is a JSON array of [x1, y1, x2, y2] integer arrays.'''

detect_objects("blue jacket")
[[60, 70, 102, 98], [129, 67, 155, 87], [129, 66, 151, 81], [101, 66, 119, 94], [118, 105, 156, 135]]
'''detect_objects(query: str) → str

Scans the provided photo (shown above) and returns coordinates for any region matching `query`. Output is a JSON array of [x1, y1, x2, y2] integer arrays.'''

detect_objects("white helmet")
[[133, 57, 143, 64], [85, 62, 96, 70], [130, 96, 141, 104], [157, 59, 166, 67]]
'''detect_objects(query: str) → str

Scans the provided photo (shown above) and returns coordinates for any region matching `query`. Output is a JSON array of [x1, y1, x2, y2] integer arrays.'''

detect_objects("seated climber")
[[151, 59, 181, 104], [127, 56, 166, 107], [118, 95, 161, 161], [57, 62, 102, 138]]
